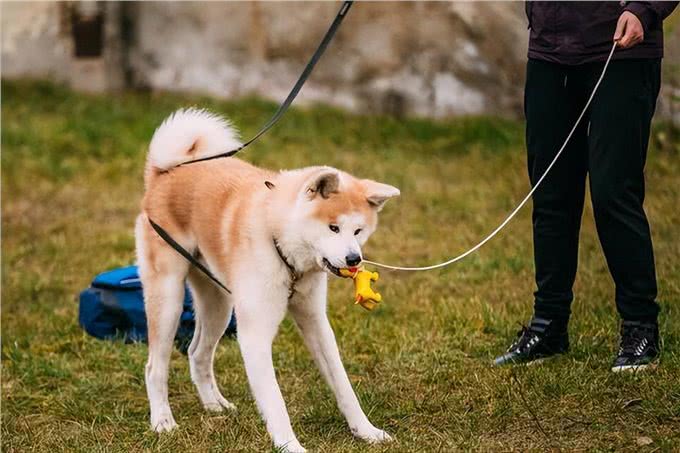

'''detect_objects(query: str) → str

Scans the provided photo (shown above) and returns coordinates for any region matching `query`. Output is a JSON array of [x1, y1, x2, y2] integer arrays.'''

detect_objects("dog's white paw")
[[276, 439, 306, 453], [151, 412, 178, 433], [203, 389, 237, 412], [353, 425, 393, 444], [204, 398, 237, 413]]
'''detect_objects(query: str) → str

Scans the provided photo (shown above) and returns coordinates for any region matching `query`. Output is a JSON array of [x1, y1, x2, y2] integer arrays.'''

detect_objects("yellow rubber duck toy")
[[339, 266, 382, 311]]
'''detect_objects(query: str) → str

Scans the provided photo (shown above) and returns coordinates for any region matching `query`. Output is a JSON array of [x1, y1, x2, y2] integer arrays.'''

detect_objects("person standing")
[[494, 1, 678, 371]]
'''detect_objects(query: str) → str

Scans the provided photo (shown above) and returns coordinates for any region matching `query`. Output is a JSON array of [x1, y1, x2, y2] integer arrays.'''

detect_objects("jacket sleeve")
[[624, 2, 679, 33]]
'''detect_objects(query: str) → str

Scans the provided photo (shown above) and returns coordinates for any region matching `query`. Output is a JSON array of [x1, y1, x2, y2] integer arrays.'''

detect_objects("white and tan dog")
[[135, 109, 399, 452]]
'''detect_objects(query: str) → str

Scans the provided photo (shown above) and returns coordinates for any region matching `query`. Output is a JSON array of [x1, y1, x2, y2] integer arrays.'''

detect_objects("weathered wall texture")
[[2, 2, 72, 82], [127, 2, 528, 117], [2, 1, 678, 120]]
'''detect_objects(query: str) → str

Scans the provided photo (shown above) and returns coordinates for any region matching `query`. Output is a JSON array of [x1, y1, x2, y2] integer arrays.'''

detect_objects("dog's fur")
[[135, 109, 399, 452]]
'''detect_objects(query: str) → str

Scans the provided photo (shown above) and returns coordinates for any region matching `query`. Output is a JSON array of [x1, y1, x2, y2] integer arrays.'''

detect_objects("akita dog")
[[135, 109, 399, 452]]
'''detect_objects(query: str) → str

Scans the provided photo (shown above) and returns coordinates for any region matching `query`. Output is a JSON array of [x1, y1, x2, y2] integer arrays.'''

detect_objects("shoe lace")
[[619, 324, 647, 356], [511, 323, 538, 352]]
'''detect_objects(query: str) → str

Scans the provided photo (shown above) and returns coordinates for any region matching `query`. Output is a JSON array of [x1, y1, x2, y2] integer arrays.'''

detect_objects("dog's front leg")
[[235, 286, 306, 453], [290, 276, 392, 444]]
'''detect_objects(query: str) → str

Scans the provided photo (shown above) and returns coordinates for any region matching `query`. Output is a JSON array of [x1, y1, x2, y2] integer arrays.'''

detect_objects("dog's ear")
[[363, 180, 400, 211], [305, 170, 340, 199]]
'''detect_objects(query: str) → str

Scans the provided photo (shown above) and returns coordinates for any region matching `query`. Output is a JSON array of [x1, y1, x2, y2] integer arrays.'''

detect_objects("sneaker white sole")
[[493, 355, 560, 367], [526, 357, 549, 366], [611, 363, 657, 373]]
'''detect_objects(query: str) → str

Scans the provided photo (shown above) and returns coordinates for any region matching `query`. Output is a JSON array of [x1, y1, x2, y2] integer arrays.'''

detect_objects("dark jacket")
[[526, 1, 679, 65]]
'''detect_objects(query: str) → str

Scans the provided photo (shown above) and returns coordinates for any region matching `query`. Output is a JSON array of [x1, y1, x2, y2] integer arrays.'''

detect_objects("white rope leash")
[[364, 42, 617, 272]]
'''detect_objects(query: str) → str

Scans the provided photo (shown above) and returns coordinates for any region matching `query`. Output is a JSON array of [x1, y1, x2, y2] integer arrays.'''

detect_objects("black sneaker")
[[493, 317, 569, 366], [611, 320, 659, 373]]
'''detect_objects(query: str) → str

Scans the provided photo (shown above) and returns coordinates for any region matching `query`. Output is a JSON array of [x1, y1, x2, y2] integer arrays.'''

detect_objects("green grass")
[[2, 79, 679, 452]]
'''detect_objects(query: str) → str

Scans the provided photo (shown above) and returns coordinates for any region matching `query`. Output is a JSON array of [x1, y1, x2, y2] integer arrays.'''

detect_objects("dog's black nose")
[[345, 253, 362, 267]]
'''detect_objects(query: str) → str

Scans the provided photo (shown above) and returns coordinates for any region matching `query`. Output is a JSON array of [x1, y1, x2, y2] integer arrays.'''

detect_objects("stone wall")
[[2, 1, 678, 120], [127, 1, 528, 117]]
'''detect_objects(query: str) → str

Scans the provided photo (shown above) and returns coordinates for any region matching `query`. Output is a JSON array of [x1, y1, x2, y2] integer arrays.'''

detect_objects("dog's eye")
[[329, 225, 340, 233], [354, 229, 362, 236]]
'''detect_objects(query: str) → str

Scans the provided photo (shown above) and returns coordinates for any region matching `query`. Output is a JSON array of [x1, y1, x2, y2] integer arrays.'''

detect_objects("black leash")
[[179, 0, 354, 166], [148, 2, 353, 291], [148, 219, 231, 293]]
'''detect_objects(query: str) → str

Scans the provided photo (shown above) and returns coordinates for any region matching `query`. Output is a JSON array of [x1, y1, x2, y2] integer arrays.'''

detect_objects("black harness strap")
[[148, 219, 231, 294], [273, 238, 302, 299], [178, 0, 354, 166], [148, 218, 301, 299]]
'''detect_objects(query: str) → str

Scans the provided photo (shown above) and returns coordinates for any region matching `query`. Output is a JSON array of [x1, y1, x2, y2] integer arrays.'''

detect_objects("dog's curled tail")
[[146, 108, 241, 178]]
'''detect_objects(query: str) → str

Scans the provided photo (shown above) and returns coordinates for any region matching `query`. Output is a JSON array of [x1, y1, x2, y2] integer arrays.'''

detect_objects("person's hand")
[[614, 11, 644, 48]]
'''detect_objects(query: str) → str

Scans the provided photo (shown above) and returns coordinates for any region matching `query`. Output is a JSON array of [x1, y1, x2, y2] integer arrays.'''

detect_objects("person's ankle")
[[532, 314, 569, 332]]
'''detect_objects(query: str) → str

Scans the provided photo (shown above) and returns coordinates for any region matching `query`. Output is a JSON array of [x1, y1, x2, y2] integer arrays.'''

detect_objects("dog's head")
[[286, 168, 399, 276]]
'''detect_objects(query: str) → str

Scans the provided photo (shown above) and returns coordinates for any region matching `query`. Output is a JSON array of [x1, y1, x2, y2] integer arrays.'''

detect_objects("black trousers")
[[525, 58, 661, 322]]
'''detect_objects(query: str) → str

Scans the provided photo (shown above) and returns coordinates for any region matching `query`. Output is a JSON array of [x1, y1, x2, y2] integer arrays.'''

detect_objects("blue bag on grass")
[[79, 265, 236, 352]]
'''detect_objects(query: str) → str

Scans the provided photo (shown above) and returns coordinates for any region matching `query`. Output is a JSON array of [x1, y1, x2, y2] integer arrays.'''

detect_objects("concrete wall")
[[126, 1, 528, 117], [2, 2, 72, 82], [2, 1, 678, 121]]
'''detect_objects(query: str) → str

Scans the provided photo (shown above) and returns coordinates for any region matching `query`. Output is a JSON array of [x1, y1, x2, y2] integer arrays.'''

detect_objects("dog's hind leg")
[[186, 266, 236, 412], [136, 215, 190, 433]]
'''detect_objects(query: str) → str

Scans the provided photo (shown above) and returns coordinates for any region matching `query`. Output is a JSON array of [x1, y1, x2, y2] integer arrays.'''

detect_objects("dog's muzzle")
[[322, 258, 343, 277]]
